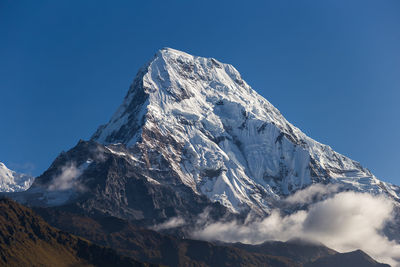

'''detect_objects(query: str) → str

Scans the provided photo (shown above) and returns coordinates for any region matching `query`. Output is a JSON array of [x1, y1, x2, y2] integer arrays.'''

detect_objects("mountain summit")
[[12, 48, 399, 222], [90, 47, 399, 214]]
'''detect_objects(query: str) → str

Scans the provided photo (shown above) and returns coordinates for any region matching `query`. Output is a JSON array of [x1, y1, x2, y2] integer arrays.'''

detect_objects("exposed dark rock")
[[201, 167, 225, 178]]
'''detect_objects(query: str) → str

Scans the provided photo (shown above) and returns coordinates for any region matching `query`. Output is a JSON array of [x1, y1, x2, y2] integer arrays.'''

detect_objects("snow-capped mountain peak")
[[0, 162, 34, 192], [91, 48, 399, 214]]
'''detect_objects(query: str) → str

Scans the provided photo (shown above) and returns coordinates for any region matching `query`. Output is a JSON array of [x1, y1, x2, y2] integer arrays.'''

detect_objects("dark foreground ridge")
[[0, 198, 157, 267]]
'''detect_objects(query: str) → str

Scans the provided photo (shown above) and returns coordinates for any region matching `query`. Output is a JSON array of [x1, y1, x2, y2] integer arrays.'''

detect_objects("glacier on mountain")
[[91, 48, 400, 215]]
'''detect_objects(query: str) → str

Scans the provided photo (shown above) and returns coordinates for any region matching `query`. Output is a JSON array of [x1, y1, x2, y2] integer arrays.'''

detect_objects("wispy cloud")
[[48, 162, 86, 192], [284, 183, 341, 204], [151, 217, 186, 231]]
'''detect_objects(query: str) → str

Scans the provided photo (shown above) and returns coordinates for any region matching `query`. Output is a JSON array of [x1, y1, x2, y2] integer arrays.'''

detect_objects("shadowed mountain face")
[[0, 198, 155, 267], [12, 140, 232, 226]]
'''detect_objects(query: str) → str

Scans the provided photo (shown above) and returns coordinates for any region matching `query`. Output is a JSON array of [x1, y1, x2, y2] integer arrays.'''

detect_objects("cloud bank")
[[192, 189, 400, 266]]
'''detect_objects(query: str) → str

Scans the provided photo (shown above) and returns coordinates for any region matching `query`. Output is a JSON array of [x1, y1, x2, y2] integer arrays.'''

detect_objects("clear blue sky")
[[1, 1, 399, 184]]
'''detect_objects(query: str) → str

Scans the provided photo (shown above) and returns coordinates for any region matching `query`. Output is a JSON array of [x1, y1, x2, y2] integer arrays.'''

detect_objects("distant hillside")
[[304, 250, 390, 267], [34, 206, 301, 267], [34, 206, 390, 267]]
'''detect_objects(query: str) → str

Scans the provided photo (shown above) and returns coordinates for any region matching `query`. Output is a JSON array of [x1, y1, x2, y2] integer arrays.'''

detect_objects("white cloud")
[[151, 217, 186, 231], [48, 162, 85, 192], [284, 183, 340, 204], [192, 190, 400, 266]]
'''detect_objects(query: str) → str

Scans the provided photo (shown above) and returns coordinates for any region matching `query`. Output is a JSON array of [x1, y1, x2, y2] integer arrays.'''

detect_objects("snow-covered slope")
[[91, 48, 399, 215], [0, 162, 34, 192]]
